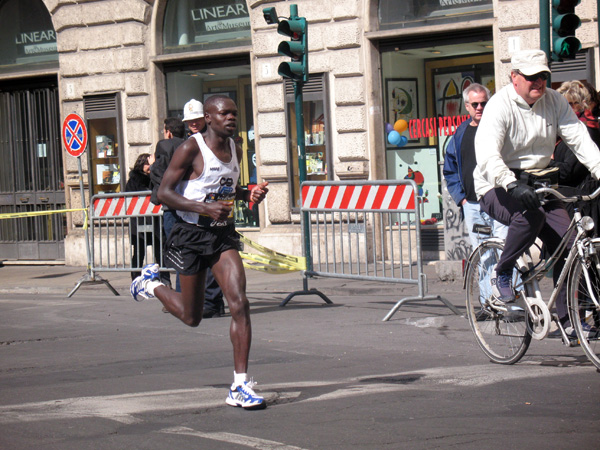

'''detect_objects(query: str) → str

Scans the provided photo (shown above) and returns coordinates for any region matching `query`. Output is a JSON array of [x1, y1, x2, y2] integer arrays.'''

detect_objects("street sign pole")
[[76, 155, 92, 272], [62, 113, 118, 297]]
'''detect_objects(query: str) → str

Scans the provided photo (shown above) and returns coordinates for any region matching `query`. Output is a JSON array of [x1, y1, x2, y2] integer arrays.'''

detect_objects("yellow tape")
[[240, 251, 300, 272], [241, 260, 299, 274], [238, 232, 306, 270], [0, 208, 89, 229], [0, 207, 85, 219]]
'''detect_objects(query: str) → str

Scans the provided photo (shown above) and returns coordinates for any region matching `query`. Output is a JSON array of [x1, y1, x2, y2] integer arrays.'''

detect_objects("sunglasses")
[[467, 101, 487, 109], [519, 71, 550, 82]]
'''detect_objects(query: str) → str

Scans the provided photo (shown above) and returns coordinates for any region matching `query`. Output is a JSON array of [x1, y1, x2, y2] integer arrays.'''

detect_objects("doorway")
[[0, 78, 65, 260]]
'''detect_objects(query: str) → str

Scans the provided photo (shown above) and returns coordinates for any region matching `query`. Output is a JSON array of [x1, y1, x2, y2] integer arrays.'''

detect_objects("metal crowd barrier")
[[89, 190, 167, 274], [282, 180, 459, 320], [68, 191, 170, 297]]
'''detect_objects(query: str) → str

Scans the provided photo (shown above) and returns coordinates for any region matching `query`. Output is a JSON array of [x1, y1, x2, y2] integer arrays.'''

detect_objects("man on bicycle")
[[473, 49, 600, 336]]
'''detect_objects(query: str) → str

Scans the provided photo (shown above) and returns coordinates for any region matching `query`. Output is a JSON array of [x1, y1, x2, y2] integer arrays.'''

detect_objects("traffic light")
[[277, 15, 308, 83], [551, 0, 581, 60]]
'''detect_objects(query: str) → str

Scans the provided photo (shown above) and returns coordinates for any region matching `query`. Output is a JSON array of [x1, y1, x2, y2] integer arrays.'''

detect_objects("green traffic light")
[[551, 0, 581, 61], [277, 18, 306, 38], [278, 62, 304, 81], [278, 41, 305, 60], [553, 36, 582, 59], [276, 14, 308, 83]]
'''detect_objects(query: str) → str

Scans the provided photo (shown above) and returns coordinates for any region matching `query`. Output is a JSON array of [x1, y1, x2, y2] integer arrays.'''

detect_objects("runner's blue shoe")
[[225, 379, 266, 410], [130, 263, 159, 301]]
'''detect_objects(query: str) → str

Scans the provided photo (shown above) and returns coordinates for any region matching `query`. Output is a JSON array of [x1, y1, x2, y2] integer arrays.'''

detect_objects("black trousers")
[[480, 187, 575, 321]]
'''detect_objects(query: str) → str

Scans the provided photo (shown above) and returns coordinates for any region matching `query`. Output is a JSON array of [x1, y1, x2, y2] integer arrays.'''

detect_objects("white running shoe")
[[130, 263, 159, 301], [225, 379, 266, 410]]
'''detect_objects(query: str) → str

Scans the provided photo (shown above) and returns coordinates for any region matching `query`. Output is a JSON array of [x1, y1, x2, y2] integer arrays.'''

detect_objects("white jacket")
[[473, 83, 600, 198]]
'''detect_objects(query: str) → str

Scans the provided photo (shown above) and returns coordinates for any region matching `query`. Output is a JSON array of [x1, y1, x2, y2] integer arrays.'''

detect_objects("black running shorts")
[[164, 222, 240, 275]]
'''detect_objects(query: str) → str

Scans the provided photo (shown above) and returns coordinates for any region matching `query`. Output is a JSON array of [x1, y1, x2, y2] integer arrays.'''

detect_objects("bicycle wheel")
[[465, 240, 531, 364], [568, 242, 600, 370]]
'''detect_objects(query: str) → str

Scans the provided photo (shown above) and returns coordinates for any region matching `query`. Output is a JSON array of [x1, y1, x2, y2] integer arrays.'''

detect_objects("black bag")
[[516, 167, 560, 188]]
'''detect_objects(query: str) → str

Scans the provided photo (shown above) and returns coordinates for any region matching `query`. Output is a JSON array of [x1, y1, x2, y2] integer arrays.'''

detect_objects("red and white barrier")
[[301, 184, 415, 211], [93, 195, 162, 218]]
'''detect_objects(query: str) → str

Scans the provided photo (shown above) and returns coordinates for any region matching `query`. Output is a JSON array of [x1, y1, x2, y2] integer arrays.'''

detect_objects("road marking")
[[160, 426, 308, 450], [0, 363, 590, 425]]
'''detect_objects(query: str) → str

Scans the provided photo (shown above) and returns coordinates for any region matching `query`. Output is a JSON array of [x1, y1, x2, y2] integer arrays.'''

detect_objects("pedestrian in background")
[[443, 82, 508, 250], [150, 118, 186, 288], [126, 153, 158, 280]]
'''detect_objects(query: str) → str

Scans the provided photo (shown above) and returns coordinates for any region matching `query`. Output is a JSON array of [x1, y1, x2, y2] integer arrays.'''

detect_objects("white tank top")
[[175, 133, 239, 227]]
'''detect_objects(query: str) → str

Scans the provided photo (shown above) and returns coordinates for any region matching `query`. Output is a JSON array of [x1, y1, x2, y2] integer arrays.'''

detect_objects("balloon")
[[394, 119, 408, 133], [397, 135, 408, 147], [387, 130, 401, 146], [385, 122, 394, 134]]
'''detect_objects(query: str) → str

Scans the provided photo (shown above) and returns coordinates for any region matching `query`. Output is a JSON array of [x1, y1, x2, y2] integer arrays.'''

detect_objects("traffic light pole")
[[293, 78, 312, 274], [264, 3, 330, 305], [539, 0, 551, 65]]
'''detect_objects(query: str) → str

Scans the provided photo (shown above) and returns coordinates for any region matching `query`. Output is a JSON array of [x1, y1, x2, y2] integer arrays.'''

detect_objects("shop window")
[[84, 94, 124, 196], [285, 74, 331, 211], [163, 0, 251, 54], [0, 0, 58, 74], [164, 58, 258, 227], [378, 0, 493, 30], [381, 37, 494, 224]]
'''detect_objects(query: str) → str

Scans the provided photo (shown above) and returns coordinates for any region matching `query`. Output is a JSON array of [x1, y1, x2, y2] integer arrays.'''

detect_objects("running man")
[[130, 95, 269, 409]]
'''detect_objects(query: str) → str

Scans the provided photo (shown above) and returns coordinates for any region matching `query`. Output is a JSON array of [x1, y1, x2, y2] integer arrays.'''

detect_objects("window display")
[[286, 75, 330, 209], [88, 119, 121, 195]]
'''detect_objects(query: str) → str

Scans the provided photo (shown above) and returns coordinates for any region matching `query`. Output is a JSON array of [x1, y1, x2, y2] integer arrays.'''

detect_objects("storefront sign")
[[15, 29, 56, 55], [190, 1, 250, 39], [408, 114, 470, 139], [438, 0, 488, 7]]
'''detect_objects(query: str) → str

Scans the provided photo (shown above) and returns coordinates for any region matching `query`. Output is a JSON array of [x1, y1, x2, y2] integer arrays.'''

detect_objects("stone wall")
[[249, 0, 369, 227]]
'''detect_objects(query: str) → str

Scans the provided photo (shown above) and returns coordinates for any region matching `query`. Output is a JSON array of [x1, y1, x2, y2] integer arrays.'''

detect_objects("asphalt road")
[[0, 270, 599, 449]]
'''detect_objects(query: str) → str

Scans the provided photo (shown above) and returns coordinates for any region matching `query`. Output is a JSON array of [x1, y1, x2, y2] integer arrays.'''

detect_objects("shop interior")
[[381, 37, 494, 224]]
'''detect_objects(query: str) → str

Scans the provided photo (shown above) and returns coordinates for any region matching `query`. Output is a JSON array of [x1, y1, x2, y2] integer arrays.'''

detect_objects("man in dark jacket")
[[150, 118, 185, 289]]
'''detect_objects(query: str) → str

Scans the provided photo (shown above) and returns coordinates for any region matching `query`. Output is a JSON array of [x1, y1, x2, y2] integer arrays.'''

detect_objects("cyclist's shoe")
[[225, 379, 266, 410], [571, 322, 600, 339], [491, 270, 515, 305], [549, 321, 599, 340], [130, 263, 160, 301]]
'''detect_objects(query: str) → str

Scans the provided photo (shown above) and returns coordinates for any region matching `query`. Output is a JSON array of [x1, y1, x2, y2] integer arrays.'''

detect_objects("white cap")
[[511, 49, 550, 76], [183, 99, 203, 122]]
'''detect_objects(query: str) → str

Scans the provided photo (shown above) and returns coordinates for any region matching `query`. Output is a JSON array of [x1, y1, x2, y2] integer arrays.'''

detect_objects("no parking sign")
[[62, 113, 88, 157]]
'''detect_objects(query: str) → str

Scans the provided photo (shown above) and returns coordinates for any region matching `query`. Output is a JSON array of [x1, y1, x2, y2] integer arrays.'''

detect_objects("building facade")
[[0, 0, 598, 264]]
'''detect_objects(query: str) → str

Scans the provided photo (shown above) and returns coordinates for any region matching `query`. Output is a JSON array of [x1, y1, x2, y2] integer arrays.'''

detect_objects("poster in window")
[[385, 78, 419, 143], [96, 135, 114, 158]]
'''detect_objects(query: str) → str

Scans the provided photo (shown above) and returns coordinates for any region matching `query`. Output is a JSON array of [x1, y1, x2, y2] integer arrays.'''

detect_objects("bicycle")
[[464, 184, 600, 369]]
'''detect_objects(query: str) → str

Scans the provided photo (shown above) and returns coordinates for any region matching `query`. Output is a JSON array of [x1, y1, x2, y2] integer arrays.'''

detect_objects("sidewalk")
[[0, 261, 465, 318]]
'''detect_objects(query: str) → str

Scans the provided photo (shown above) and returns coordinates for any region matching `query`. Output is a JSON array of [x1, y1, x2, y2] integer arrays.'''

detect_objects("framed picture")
[[385, 78, 419, 144]]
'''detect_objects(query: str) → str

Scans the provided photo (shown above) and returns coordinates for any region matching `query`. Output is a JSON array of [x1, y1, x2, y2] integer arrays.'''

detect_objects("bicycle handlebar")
[[535, 185, 600, 203]]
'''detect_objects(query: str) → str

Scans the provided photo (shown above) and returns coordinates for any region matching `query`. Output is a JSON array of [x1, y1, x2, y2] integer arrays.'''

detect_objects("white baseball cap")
[[511, 49, 550, 76], [183, 99, 203, 122]]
